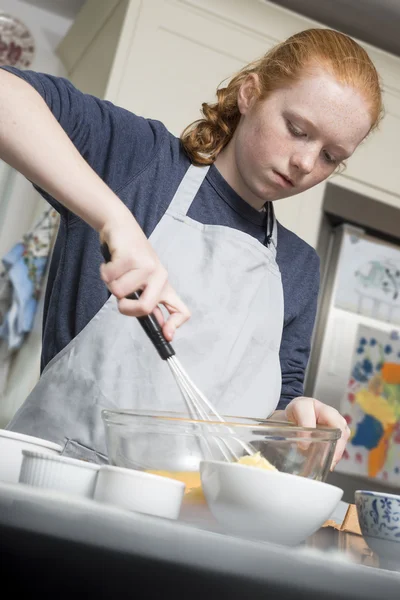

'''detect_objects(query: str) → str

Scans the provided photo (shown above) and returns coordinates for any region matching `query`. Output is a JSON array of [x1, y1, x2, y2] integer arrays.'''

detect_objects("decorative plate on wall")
[[0, 13, 35, 69]]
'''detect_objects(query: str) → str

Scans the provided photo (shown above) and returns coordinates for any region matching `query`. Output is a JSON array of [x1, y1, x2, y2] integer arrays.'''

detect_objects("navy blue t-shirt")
[[4, 67, 320, 411]]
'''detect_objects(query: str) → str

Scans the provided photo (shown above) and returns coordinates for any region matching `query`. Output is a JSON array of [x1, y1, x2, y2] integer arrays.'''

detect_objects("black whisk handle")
[[100, 242, 175, 360]]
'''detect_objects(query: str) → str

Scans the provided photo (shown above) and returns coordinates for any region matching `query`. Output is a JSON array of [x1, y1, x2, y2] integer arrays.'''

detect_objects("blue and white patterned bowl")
[[355, 490, 400, 543], [355, 490, 400, 569]]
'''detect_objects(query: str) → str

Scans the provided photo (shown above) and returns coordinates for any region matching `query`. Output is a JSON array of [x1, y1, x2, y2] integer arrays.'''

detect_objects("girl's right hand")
[[99, 215, 190, 342]]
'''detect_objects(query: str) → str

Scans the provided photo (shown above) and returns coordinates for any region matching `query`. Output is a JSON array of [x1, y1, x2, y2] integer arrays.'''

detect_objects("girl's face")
[[219, 68, 372, 208]]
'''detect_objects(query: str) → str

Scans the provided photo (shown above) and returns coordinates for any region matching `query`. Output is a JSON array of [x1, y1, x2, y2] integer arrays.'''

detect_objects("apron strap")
[[169, 163, 278, 257], [265, 203, 278, 257], [168, 164, 210, 216]]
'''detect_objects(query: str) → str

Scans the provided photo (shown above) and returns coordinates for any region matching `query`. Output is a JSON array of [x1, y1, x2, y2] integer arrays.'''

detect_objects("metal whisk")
[[166, 354, 255, 461], [101, 244, 255, 462]]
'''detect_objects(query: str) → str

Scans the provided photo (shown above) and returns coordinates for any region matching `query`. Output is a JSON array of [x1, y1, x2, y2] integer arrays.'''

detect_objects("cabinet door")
[[107, 0, 287, 136]]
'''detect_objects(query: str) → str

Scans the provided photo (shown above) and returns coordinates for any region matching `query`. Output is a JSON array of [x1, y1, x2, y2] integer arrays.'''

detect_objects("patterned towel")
[[0, 207, 59, 350]]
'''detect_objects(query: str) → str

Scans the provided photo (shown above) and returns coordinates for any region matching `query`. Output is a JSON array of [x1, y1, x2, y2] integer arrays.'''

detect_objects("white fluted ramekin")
[[0, 429, 62, 483], [19, 450, 100, 498]]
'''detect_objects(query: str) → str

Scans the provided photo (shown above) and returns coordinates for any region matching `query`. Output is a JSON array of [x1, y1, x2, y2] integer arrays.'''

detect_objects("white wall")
[[0, 2, 73, 425], [0, 0, 73, 258]]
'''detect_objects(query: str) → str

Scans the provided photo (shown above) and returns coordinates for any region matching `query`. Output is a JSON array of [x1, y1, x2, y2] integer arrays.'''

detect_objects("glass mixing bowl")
[[101, 410, 341, 489]]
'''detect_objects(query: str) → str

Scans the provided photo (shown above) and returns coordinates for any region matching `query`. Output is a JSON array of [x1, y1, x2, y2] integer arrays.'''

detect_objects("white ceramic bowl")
[[19, 450, 100, 498], [93, 465, 185, 520], [200, 460, 343, 546], [0, 429, 62, 483], [355, 490, 400, 569]]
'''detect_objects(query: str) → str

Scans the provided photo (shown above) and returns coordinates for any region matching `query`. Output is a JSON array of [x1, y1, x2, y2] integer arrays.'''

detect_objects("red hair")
[[181, 28, 383, 165]]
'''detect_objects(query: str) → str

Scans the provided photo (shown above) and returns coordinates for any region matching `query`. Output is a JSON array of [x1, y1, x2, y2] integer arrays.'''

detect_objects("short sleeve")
[[1, 67, 166, 214]]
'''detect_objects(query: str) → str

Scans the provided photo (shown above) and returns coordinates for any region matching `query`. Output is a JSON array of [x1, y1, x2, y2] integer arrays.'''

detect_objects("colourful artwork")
[[335, 231, 400, 325], [336, 325, 400, 484]]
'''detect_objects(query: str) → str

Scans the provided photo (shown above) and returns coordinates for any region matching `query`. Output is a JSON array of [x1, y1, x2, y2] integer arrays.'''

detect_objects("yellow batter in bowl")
[[148, 452, 276, 504]]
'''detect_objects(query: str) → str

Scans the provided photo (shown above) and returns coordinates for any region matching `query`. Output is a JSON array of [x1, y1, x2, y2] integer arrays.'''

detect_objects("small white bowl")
[[0, 429, 62, 483], [19, 450, 100, 498], [200, 460, 343, 546], [93, 465, 185, 520]]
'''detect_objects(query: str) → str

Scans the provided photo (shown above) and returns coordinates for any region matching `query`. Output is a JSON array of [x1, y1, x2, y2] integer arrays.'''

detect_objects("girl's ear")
[[237, 73, 261, 115]]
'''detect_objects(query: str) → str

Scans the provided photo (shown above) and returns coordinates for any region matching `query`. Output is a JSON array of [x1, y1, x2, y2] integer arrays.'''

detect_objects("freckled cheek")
[[238, 132, 265, 172], [271, 138, 291, 160], [248, 130, 285, 167]]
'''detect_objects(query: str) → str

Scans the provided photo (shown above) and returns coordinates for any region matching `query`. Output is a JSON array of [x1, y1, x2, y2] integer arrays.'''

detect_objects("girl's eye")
[[287, 119, 340, 166], [287, 121, 306, 138], [323, 150, 339, 165]]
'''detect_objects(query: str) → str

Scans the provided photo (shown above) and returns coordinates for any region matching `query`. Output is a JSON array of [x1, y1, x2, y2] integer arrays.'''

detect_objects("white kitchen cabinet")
[[57, 0, 400, 247]]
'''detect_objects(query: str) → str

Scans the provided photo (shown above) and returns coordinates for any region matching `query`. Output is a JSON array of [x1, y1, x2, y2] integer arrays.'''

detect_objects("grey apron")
[[7, 165, 284, 462]]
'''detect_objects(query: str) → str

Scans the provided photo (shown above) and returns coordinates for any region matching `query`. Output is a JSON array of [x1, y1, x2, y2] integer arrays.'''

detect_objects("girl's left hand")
[[275, 397, 351, 470]]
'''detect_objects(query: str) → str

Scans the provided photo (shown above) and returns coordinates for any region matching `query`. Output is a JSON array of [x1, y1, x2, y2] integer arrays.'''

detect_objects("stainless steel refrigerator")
[[307, 224, 400, 487]]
